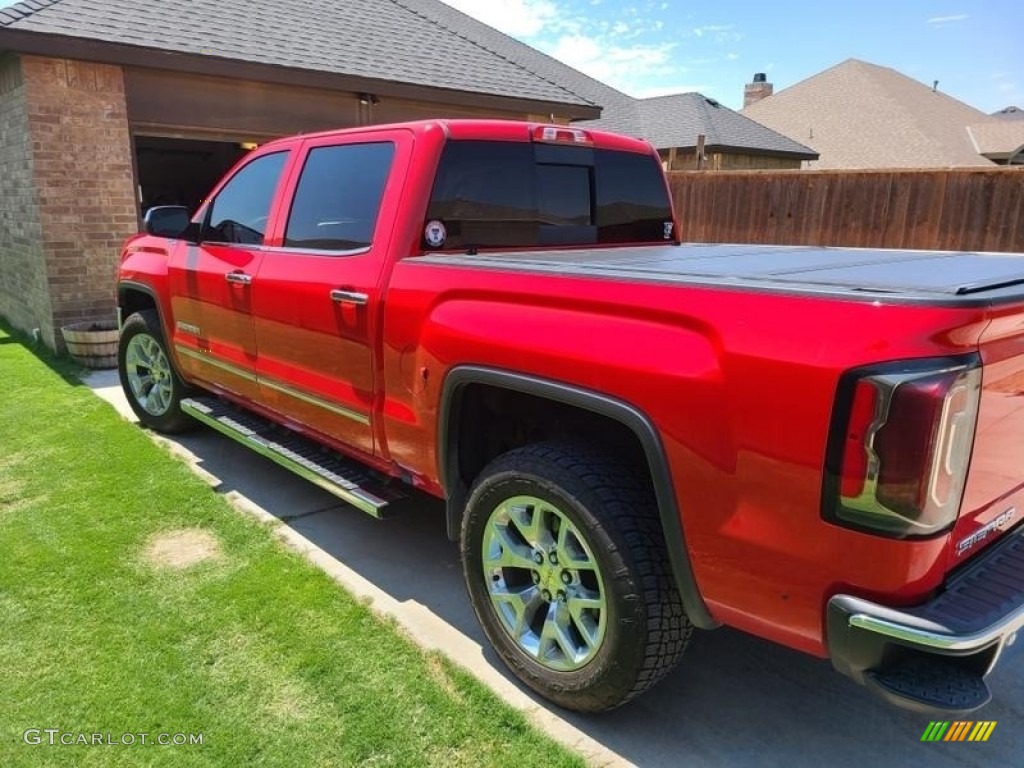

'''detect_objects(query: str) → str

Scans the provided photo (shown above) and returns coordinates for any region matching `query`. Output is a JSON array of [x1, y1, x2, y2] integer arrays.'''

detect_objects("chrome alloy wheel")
[[124, 333, 175, 416], [482, 495, 608, 672]]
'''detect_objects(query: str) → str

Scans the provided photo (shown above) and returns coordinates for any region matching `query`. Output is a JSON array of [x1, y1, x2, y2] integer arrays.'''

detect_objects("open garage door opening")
[[134, 136, 252, 217]]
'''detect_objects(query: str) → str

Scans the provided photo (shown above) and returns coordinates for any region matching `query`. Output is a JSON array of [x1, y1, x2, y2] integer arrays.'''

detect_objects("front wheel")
[[461, 442, 692, 712], [117, 309, 194, 433]]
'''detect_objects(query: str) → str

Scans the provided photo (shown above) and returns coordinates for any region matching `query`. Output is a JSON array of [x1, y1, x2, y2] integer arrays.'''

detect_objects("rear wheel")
[[118, 310, 194, 433], [461, 441, 692, 712]]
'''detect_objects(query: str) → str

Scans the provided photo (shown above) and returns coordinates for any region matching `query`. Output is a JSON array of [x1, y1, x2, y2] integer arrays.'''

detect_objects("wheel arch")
[[438, 365, 719, 630], [117, 281, 192, 386], [117, 281, 163, 331]]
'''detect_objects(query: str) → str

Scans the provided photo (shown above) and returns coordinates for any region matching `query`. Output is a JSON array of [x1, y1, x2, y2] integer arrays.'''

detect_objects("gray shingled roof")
[[630, 93, 817, 156], [406, 0, 815, 158], [0, 0, 815, 158], [0, 0, 594, 108]]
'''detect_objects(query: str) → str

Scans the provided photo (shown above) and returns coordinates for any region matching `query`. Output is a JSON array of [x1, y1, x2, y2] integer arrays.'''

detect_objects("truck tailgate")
[[953, 306, 1024, 565]]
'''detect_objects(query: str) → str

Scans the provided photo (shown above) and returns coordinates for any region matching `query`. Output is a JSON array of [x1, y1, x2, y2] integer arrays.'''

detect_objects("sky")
[[0, 0, 1019, 113], [437, 0, 1023, 113]]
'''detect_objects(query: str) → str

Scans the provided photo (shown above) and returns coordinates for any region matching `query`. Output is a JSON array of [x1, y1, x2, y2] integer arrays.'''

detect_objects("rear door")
[[252, 131, 409, 458], [168, 149, 290, 400]]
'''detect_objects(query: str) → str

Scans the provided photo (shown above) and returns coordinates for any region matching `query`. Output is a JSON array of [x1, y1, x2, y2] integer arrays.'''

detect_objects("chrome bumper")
[[829, 524, 1024, 684]]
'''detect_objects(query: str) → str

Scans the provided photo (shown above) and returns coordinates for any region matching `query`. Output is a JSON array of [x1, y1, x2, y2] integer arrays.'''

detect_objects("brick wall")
[[22, 55, 137, 348], [0, 54, 51, 342]]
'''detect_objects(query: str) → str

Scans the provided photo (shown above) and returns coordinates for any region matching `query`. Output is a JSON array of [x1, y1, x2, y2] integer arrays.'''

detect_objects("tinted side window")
[[205, 152, 288, 246], [424, 140, 673, 250], [285, 142, 395, 252]]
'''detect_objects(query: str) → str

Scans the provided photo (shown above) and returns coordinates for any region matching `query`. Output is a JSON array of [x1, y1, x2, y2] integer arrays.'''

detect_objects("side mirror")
[[143, 206, 193, 239]]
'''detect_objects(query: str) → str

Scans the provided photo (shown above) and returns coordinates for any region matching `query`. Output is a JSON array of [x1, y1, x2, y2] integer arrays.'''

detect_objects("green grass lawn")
[[0, 325, 584, 768]]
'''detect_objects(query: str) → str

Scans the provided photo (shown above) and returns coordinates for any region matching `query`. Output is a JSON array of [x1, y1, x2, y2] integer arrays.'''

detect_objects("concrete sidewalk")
[[86, 370, 1024, 768]]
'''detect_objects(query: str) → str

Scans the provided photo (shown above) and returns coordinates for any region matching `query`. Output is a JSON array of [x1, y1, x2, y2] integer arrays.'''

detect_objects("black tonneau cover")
[[417, 244, 1024, 306]]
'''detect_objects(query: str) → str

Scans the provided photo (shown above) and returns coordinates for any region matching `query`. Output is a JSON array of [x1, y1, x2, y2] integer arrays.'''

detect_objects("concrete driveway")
[[87, 370, 1024, 767]]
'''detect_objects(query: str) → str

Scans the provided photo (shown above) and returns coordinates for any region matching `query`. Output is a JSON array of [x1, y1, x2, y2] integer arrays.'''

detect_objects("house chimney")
[[744, 72, 773, 108]]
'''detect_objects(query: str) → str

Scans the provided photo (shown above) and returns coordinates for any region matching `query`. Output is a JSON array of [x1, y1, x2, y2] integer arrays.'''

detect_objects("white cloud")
[[692, 23, 732, 37], [927, 13, 968, 24], [439, 0, 561, 38], [438, 0, 686, 97], [549, 33, 672, 69]]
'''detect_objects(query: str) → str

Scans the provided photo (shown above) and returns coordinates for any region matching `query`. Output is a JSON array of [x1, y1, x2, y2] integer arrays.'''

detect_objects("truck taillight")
[[824, 356, 982, 537]]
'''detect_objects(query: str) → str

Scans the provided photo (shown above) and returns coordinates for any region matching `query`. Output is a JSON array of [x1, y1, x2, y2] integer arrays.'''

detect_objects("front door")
[[253, 133, 406, 458], [168, 150, 290, 400]]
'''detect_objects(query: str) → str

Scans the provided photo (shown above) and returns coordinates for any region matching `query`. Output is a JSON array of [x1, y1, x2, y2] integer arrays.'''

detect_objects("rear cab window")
[[423, 139, 674, 251]]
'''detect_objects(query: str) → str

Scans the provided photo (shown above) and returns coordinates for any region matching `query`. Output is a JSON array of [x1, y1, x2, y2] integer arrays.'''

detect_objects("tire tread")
[[464, 441, 692, 711]]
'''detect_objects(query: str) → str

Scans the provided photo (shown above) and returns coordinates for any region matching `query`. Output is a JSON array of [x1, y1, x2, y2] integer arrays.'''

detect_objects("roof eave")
[[655, 141, 819, 161], [0, 28, 601, 120]]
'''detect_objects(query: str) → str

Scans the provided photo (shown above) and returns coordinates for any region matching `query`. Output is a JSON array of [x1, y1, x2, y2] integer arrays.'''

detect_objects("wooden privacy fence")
[[668, 167, 1024, 253]]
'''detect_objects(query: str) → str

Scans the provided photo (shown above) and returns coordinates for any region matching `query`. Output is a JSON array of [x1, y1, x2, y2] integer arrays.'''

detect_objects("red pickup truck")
[[116, 119, 1024, 715]]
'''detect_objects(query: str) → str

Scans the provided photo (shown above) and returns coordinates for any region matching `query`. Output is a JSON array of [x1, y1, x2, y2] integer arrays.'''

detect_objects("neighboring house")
[[584, 92, 818, 171], [742, 59, 1024, 169]]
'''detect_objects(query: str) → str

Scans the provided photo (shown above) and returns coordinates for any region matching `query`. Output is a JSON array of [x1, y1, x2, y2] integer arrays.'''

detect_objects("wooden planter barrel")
[[61, 320, 119, 369]]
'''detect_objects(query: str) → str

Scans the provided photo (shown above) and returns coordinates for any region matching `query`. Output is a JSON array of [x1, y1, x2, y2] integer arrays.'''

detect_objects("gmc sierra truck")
[[116, 119, 1024, 715]]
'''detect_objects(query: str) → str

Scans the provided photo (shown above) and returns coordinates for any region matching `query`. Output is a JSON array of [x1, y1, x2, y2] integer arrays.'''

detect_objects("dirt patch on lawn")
[[0, 452, 42, 515], [144, 528, 222, 569]]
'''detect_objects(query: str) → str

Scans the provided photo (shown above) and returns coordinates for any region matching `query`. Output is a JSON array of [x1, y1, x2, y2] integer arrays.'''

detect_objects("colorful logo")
[[921, 721, 997, 742]]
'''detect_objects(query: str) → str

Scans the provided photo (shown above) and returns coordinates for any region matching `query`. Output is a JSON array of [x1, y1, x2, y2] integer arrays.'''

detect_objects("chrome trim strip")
[[180, 400, 385, 517], [174, 344, 257, 382], [832, 594, 1024, 652], [272, 245, 371, 258], [259, 377, 370, 426], [174, 345, 369, 425], [206, 243, 372, 259]]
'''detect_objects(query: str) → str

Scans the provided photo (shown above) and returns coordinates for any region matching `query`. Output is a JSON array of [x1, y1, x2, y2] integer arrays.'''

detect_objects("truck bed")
[[418, 244, 1024, 306]]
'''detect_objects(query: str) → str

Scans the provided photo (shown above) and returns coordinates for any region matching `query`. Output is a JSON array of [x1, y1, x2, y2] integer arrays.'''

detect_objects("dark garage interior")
[[134, 136, 251, 216]]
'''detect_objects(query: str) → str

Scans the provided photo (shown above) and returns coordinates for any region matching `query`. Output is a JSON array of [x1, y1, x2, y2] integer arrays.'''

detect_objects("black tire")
[[461, 441, 692, 712], [117, 309, 195, 433]]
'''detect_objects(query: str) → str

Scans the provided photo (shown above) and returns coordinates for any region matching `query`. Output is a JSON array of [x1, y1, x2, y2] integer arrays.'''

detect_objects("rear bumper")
[[828, 523, 1024, 712]]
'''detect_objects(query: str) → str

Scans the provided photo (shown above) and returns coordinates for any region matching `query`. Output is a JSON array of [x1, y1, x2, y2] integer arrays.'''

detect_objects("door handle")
[[330, 289, 369, 306], [225, 271, 253, 285]]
